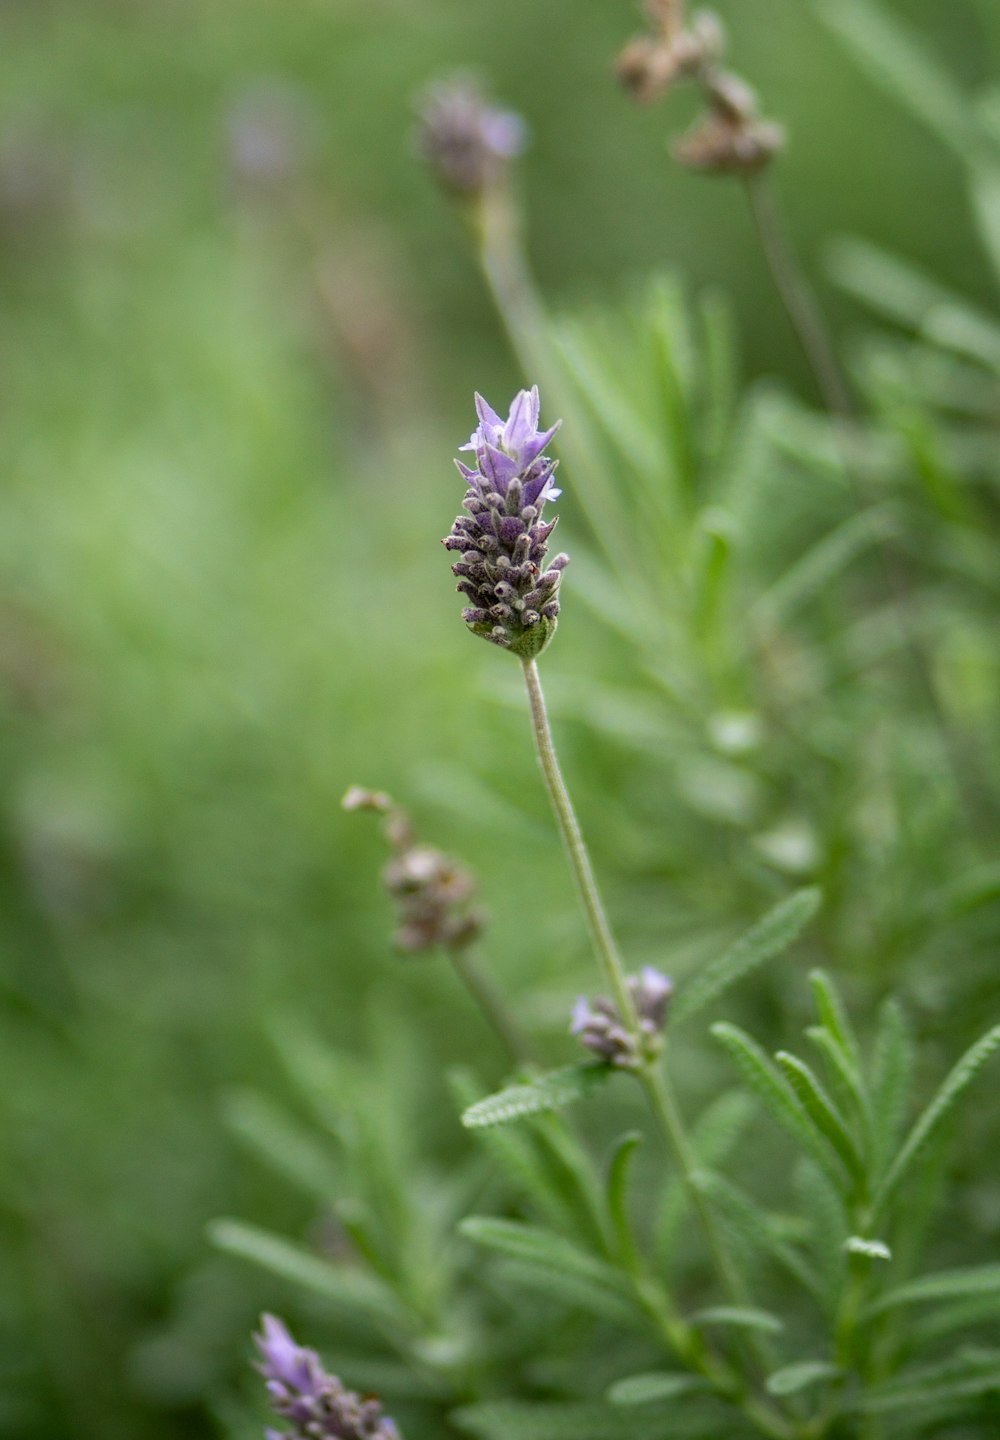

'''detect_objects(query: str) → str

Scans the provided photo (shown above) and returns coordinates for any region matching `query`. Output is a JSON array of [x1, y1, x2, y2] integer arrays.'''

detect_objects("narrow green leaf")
[[814, 0, 981, 159], [656, 1089, 755, 1263], [751, 508, 899, 629], [690, 1306, 784, 1334], [458, 1218, 635, 1313], [461, 1064, 611, 1129], [453, 1399, 697, 1440], [674, 889, 821, 1025], [489, 1258, 642, 1330], [867, 1264, 1000, 1318], [806, 1028, 868, 1129], [208, 1219, 407, 1333], [697, 1170, 825, 1303], [606, 1131, 643, 1265], [452, 1071, 591, 1238], [766, 1361, 841, 1397], [608, 1372, 708, 1405], [856, 1348, 1000, 1415], [869, 998, 914, 1181], [222, 1089, 340, 1202], [774, 1051, 866, 1186], [809, 971, 862, 1073], [795, 1160, 848, 1312], [711, 1024, 848, 1191], [875, 1024, 1000, 1215]]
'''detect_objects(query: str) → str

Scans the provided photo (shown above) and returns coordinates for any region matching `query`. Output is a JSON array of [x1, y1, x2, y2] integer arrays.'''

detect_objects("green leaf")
[[607, 1372, 708, 1405], [766, 1361, 841, 1397], [673, 889, 821, 1025], [774, 1051, 866, 1186], [461, 1064, 611, 1129], [867, 1264, 1000, 1318], [451, 1071, 591, 1238], [711, 1024, 848, 1191], [856, 1348, 1000, 1415], [690, 1306, 784, 1334], [809, 971, 862, 1074], [208, 1219, 408, 1334], [697, 1170, 824, 1303], [453, 1400, 703, 1440], [795, 1160, 848, 1311], [656, 1089, 755, 1263], [875, 1024, 1000, 1216], [221, 1088, 340, 1202], [606, 1131, 643, 1265], [869, 998, 915, 1181], [814, 0, 981, 159], [751, 508, 899, 629], [488, 1258, 643, 1330], [458, 1218, 636, 1317]]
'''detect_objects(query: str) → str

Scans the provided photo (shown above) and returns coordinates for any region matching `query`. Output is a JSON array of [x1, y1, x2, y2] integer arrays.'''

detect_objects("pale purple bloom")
[[571, 968, 673, 1067], [443, 387, 568, 658], [255, 1315, 400, 1440], [416, 77, 527, 195]]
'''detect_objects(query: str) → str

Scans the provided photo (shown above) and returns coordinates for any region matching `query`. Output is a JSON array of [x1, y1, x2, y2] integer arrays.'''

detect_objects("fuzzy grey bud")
[[571, 968, 674, 1068]]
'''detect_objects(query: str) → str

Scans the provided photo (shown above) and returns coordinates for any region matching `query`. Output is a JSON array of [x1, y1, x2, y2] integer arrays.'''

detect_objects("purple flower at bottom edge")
[[254, 1315, 400, 1440]]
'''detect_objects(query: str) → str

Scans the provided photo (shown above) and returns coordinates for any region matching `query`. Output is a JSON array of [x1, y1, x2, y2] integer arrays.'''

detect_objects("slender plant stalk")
[[745, 175, 855, 423], [521, 655, 796, 1438], [446, 943, 535, 1066]]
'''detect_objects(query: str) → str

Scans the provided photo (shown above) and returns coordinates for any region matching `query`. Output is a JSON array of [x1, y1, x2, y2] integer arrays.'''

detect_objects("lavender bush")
[[213, 8, 1000, 1440]]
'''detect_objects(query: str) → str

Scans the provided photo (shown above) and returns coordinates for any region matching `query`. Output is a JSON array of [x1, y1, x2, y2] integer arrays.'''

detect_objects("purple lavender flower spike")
[[255, 1315, 401, 1440], [571, 968, 673, 1068], [415, 77, 527, 196], [443, 387, 567, 658]]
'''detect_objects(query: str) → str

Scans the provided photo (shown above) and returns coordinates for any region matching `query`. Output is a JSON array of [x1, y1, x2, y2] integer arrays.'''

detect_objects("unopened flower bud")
[[571, 967, 673, 1068], [415, 77, 527, 197]]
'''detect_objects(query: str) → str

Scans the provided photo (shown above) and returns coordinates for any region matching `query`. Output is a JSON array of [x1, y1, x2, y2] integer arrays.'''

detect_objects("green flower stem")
[[520, 657, 638, 1030], [521, 656, 794, 1439], [446, 943, 536, 1067]]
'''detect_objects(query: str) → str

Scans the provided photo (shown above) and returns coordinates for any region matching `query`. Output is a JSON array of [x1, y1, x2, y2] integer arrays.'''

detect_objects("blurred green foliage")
[[0, 1, 999, 1438]]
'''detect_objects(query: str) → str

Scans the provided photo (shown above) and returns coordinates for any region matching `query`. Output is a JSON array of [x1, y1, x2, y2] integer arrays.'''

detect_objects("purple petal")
[[454, 460, 479, 482], [479, 443, 519, 491], [518, 418, 561, 468], [503, 387, 539, 453], [570, 996, 593, 1034], [474, 392, 504, 430]]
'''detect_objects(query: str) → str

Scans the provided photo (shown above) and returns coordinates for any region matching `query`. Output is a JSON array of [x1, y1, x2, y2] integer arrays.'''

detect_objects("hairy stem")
[[521, 655, 793, 1437], [745, 175, 855, 422]]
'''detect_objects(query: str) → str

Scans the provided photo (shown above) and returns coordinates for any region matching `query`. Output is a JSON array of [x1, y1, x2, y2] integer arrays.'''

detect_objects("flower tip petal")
[[474, 392, 503, 430]]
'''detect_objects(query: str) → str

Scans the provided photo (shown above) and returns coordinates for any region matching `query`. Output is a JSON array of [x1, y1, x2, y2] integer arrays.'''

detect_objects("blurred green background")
[[1, 1, 999, 1438]]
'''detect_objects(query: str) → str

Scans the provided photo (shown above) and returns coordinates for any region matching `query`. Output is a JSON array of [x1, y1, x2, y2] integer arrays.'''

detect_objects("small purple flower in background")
[[443, 387, 568, 658], [255, 1314, 400, 1440], [416, 76, 527, 196], [572, 967, 673, 1067]]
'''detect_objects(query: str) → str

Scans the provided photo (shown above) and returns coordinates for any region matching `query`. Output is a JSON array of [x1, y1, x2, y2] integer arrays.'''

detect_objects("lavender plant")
[[221, 385, 1000, 1440]]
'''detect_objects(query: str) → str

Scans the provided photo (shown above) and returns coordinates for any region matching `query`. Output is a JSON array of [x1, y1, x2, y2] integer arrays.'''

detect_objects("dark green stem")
[[447, 943, 535, 1067]]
